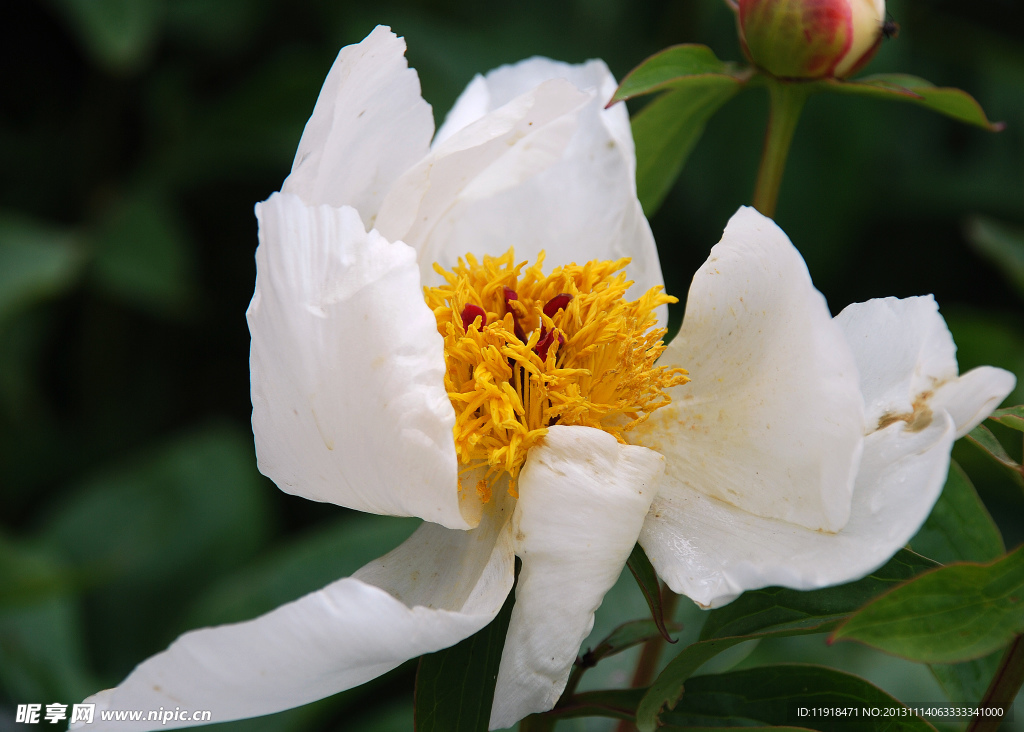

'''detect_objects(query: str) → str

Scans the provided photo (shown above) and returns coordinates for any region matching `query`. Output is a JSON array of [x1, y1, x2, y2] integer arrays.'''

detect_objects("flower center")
[[424, 249, 688, 499]]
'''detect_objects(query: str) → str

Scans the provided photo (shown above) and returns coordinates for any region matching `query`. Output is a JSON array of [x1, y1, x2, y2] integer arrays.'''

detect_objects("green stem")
[[967, 634, 1024, 732], [751, 80, 810, 218], [614, 585, 680, 732]]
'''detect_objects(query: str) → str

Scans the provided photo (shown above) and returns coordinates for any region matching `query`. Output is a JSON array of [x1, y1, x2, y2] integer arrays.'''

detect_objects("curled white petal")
[[490, 426, 664, 729], [75, 508, 514, 732], [641, 412, 955, 608], [835, 296, 1016, 437], [638, 206, 864, 533], [933, 366, 1016, 438], [249, 192, 465, 528], [281, 26, 434, 227]]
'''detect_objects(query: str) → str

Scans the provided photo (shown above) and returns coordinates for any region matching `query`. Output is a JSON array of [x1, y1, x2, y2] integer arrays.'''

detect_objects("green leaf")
[[54, 0, 164, 73], [186, 513, 420, 627], [414, 582, 514, 732], [91, 191, 195, 317], [966, 424, 1021, 472], [990, 405, 1024, 433], [0, 213, 84, 324], [966, 218, 1024, 298], [700, 550, 937, 641], [831, 546, 1024, 664], [658, 665, 936, 732], [818, 73, 1003, 131], [612, 44, 743, 103], [632, 77, 742, 215], [910, 461, 1004, 564], [627, 543, 675, 642], [931, 651, 1003, 707]]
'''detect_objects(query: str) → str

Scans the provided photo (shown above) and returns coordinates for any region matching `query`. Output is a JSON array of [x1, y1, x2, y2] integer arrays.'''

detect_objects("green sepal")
[[830, 545, 1024, 664], [581, 618, 682, 667], [610, 44, 746, 104], [413, 581, 515, 732], [626, 542, 676, 642], [816, 73, 1003, 131], [658, 665, 937, 731]]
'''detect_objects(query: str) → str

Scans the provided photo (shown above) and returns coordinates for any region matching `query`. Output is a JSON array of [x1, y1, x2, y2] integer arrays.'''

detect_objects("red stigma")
[[503, 287, 527, 342], [543, 293, 573, 318], [461, 304, 487, 331]]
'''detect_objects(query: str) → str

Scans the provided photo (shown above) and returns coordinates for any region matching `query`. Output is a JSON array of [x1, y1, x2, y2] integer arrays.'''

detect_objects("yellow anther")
[[425, 249, 688, 499]]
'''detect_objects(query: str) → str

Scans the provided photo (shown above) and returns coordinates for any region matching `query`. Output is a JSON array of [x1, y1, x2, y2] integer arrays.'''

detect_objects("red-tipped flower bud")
[[738, 0, 885, 79]]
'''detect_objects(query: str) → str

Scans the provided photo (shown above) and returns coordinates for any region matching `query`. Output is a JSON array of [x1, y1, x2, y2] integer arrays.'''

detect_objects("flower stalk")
[[967, 634, 1024, 732], [752, 79, 810, 218]]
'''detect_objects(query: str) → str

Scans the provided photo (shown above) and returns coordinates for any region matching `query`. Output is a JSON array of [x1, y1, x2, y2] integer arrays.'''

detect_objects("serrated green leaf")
[[0, 213, 84, 324], [627, 543, 675, 642], [612, 44, 742, 102], [700, 550, 937, 641], [632, 78, 742, 215], [832, 546, 1024, 664], [658, 665, 936, 732], [966, 424, 1021, 471], [966, 218, 1024, 298], [931, 650, 1002, 707], [910, 461, 1004, 564], [990, 405, 1024, 433], [818, 73, 1003, 131], [414, 583, 514, 732]]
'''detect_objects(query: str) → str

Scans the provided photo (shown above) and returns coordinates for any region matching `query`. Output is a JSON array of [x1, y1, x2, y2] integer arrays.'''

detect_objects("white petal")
[[248, 192, 466, 529], [379, 68, 665, 320], [489, 426, 664, 729], [281, 26, 433, 228], [636, 206, 864, 532], [834, 296, 959, 430], [932, 366, 1016, 438], [75, 508, 515, 732], [435, 57, 633, 173], [640, 411, 955, 608]]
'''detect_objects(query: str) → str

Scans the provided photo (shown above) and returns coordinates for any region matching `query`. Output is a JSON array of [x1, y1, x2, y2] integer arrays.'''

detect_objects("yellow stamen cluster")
[[425, 249, 689, 498]]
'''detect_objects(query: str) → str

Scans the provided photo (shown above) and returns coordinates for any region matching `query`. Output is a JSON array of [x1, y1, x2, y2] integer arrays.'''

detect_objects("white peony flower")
[[75, 25, 1015, 732]]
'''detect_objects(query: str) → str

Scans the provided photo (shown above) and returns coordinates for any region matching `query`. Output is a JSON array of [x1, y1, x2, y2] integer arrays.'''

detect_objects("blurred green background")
[[2, 0, 1023, 730]]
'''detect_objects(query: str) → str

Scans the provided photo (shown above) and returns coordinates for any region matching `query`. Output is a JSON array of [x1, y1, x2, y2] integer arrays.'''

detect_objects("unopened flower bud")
[[738, 0, 886, 79]]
